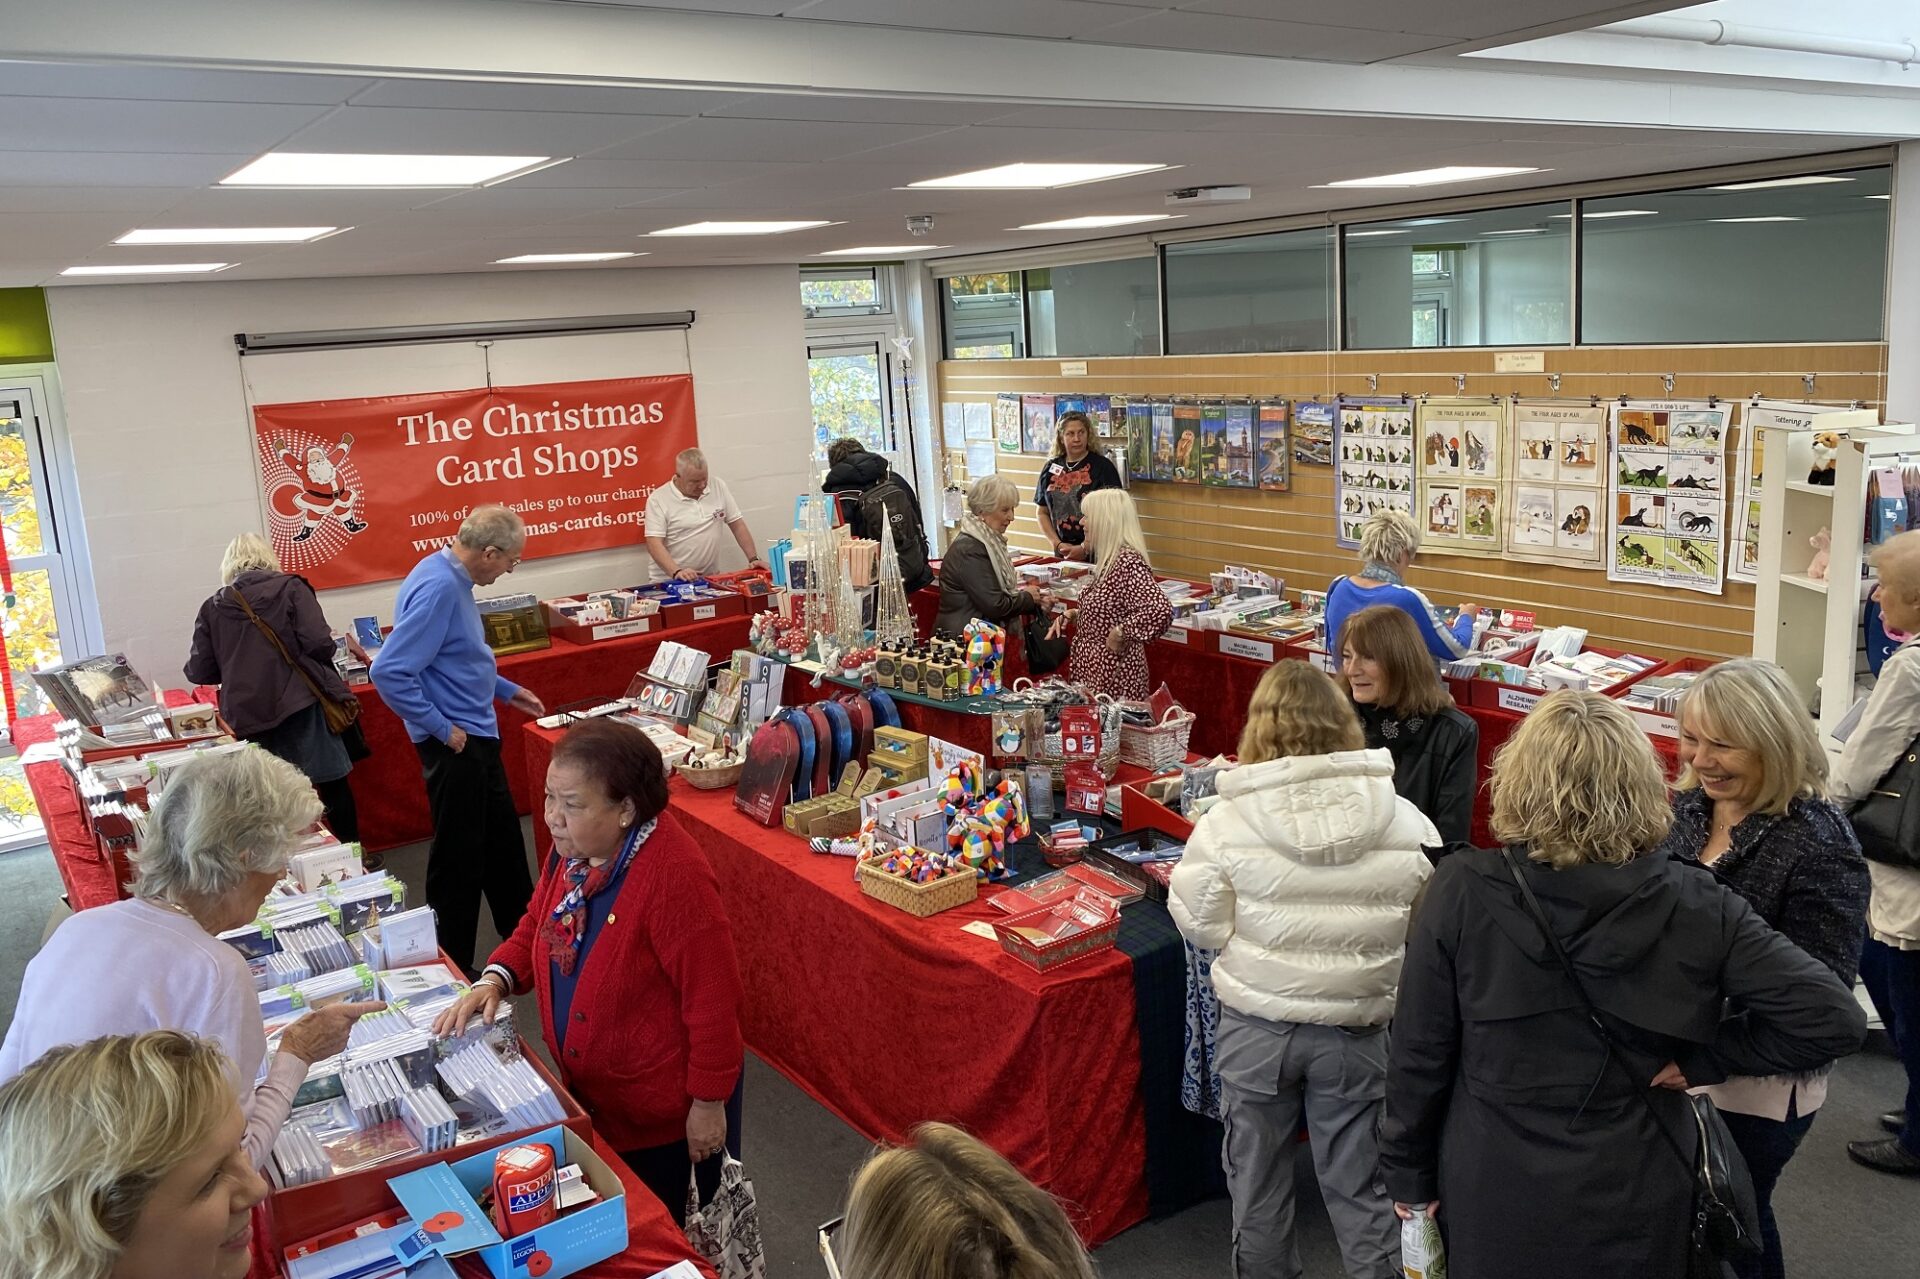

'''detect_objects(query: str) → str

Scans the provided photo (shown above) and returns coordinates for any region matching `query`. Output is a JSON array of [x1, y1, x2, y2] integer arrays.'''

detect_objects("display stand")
[[1751, 408, 1916, 746]]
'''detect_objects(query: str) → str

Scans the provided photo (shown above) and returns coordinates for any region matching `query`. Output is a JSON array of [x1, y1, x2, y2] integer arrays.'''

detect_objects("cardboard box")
[[388, 1125, 627, 1279], [872, 726, 930, 765], [542, 599, 661, 646]]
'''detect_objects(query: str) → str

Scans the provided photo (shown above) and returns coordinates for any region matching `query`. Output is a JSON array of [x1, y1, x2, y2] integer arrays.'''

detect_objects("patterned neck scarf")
[[1357, 561, 1406, 586], [544, 817, 656, 977]]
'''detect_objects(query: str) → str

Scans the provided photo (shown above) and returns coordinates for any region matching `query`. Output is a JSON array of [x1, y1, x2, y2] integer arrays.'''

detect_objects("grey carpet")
[[3, 830, 1913, 1276]]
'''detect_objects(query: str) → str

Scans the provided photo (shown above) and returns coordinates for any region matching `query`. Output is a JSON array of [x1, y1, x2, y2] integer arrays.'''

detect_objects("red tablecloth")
[[522, 722, 1150, 1244], [329, 613, 756, 853]]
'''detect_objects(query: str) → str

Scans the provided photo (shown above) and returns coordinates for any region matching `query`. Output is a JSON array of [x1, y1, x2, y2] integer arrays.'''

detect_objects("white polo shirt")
[[644, 476, 742, 582]]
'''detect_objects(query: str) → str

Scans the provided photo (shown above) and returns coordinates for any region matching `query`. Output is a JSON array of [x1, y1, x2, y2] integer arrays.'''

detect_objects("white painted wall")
[[44, 265, 812, 684]]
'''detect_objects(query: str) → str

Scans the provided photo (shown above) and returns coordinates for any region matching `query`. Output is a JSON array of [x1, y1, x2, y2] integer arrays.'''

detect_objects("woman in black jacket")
[[1652, 659, 1869, 1279], [1379, 691, 1866, 1279], [933, 475, 1045, 642], [1336, 604, 1478, 847]]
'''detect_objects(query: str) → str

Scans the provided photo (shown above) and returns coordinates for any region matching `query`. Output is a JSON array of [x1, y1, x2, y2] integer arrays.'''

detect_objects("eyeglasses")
[[818, 1215, 845, 1279], [486, 546, 523, 569]]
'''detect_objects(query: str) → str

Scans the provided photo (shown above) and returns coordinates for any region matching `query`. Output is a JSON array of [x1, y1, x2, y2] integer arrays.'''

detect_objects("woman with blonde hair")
[[1050, 488, 1171, 699], [1171, 661, 1433, 1279], [185, 531, 362, 845], [832, 1121, 1093, 1279], [0, 1030, 268, 1279], [1338, 604, 1480, 847], [1654, 660, 1868, 1278], [1324, 509, 1479, 666], [1034, 410, 1122, 562], [1379, 691, 1867, 1279]]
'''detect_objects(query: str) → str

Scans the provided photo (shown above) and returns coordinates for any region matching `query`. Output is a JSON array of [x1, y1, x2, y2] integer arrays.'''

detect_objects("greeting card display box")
[[542, 599, 661, 646], [1463, 644, 1659, 715], [634, 584, 753, 631], [1118, 776, 1195, 843], [1610, 654, 1718, 742], [388, 1125, 627, 1279]]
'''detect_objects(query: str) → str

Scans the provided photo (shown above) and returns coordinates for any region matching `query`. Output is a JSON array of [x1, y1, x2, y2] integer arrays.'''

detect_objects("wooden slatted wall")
[[936, 344, 1888, 662]]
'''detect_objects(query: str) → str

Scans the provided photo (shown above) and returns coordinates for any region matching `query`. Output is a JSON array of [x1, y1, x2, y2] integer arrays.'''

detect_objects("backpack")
[[858, 473, 931, 591]]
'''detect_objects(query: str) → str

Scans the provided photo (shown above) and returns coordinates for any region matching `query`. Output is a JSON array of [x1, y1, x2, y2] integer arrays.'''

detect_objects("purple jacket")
[[184, 569, 353, 737]]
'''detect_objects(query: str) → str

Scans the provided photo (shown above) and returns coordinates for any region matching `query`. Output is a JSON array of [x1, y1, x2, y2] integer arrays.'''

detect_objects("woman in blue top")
[[1325, 510, 1478, 667]]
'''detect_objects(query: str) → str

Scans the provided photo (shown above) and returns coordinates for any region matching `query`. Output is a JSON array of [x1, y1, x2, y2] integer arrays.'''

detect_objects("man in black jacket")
[[822, 439, 933, 593]]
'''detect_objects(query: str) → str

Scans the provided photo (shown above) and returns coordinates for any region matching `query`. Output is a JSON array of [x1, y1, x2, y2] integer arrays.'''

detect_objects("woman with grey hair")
[[185, 531, 362, 846], [0, 747, 380, 1168], [933, 474, 1048, 652], [1323, 509, 1480, 668]]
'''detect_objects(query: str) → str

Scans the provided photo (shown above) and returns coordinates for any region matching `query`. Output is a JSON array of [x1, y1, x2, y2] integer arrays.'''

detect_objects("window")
[[800, 266, 886, 318], [1025, 257, 1160, 357], [1163, 228, 1335, 355], [942, 273, 1025, 359], [1579, 167, 1890, 344], [1344, 204, 1572, 349], [807, 341, 889, 462]]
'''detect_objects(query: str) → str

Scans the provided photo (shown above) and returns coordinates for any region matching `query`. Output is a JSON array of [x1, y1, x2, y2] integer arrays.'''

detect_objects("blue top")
[[1324, 575, 1474, 667], [548, 850, 633, 1054], [370, 547, 521, 743]]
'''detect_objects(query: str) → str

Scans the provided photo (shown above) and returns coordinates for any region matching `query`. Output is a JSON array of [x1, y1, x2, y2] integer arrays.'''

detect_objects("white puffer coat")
[[1169, 749, 1437, 1027]]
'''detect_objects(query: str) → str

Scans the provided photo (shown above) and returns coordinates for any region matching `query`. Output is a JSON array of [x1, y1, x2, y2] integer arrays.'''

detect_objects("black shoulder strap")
[[1498, 847, 1698, 1177]]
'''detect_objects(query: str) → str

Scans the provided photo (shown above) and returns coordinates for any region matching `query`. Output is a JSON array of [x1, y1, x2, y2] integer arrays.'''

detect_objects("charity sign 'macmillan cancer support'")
[[252, 374, 699, 590]]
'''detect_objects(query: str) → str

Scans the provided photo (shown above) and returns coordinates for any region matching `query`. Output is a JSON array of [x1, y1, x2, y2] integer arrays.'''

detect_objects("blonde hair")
[[1337, 605, 1453, 718], [1239, 661, 1366, 764], [1048, 412, 1106, 462], [1490, 691, 1672, 869], [133, 745, 321, 904], [1675, 659, 1827, 814], [1357, 509, 1420, 569], [0, 1031, 236, 1279], [840, 1122, 1094, 1279], [1081, 489, 1149, 578], [219, 532, 281, 586]]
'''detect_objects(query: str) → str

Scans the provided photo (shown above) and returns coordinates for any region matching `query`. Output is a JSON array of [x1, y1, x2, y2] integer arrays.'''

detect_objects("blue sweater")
[[1324, 576, 1474, 667], [371, 547, 521, 743]]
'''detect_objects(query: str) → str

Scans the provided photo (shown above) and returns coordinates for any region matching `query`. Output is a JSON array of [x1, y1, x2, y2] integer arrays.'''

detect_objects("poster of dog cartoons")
[[1257, 401, 1291, 491], [1505, 402, 1608, 567], [1416, 400, 1505, 556], [1292, 400, 1334, 467], [1607, 401, 1731, 596], [1334, 397, 1415, 549]]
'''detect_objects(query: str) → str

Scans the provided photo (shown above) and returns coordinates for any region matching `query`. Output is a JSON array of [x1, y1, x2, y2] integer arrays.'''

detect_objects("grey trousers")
[[1216, 1005, 1400, 1279]]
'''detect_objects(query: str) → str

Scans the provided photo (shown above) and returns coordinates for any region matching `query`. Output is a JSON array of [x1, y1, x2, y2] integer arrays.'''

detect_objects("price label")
[[590, 618, 651, 641], [1497, 687, 1542, 714], [1160, 627, 1189, 644], [1308, 651, 1335, 673], [1219, 635, 1275, 663], [693, 604, 718, 620]]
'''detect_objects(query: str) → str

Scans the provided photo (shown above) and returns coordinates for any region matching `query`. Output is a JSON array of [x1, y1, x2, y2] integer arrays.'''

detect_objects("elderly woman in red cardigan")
[[435, 717, 744, 1217]]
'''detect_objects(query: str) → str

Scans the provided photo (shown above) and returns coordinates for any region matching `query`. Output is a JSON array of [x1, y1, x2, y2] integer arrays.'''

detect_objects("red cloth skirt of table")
[[340, 613, 756, 853], [522, 722, 1150, 1245], [247, 1130, 716, 1279]]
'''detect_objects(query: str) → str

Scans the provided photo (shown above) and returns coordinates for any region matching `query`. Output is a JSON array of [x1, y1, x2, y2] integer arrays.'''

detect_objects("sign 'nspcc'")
[[251, 374, 697, 589]]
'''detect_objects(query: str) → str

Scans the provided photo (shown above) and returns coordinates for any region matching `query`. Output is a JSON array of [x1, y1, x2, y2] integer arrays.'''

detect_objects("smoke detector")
[[1166, 186, 1251, 206], [906, 214, 936, 237]]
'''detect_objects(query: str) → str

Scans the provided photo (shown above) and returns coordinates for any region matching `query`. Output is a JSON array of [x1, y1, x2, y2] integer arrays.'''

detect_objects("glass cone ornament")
[[874, 519, 914, 646]]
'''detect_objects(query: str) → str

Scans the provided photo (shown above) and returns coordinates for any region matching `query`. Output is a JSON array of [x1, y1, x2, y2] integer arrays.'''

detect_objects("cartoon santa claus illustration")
[[277, 433, 367, 541]]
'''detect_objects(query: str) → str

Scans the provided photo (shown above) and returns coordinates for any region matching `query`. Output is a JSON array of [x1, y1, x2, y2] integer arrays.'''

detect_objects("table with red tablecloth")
[[521, 720, 1151, 1244]]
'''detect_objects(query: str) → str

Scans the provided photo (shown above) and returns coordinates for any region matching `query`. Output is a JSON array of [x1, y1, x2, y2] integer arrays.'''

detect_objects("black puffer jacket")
[[822, 451, 932, 592], [1355, 701, 1478, 849]]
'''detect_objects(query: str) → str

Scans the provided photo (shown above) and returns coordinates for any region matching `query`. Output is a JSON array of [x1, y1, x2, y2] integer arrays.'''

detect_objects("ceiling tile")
[[150, 188, 441, 219], [0, 97, 328, 155], [594, 116, 955, 163], [0, 63, 372, 104], [777, 0, 1153, 40], [274, 106, 687, 157], [1080, 11, 1451, 61], [702, 93, 1011, 126], [410, 187, 652, 216], [345, 78, 754, 116], [0, 152, 257, 187], [842, 124, 1178, 171], [514, 158, 813, 189], [0, 186, 196, 215]]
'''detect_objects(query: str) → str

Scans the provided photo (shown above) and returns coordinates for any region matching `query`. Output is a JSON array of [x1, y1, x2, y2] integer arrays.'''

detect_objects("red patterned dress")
[[1070, 545, 1174, 699]]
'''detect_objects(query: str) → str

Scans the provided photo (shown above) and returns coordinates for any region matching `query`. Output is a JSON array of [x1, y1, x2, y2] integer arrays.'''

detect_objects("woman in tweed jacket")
[[1653, 659, 1870, 1279]]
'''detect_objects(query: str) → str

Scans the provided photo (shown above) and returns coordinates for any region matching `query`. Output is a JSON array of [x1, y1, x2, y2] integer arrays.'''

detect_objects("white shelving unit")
[[1751, 406, 1916, 745]]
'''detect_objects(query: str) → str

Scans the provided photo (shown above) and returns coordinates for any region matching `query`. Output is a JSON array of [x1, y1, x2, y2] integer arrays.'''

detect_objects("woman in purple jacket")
[[185, 533, 361, 844]]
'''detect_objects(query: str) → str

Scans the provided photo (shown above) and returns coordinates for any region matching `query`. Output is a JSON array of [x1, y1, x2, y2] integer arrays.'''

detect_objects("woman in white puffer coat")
[[1170, 660, 1436, 1279]]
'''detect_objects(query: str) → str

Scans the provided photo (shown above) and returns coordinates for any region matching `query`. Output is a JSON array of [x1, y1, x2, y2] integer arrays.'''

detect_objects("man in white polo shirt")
[[643, 447, 766, 582]]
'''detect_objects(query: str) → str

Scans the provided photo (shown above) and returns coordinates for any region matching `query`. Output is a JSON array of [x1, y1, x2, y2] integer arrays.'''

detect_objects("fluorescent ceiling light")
[[116, 226, 343, 245], [1866, 194, 1891, 200], [1315, 165, 1542, 189], [1711, 175, 1851, 191], [1399, 217, 1461, 227], [493, 252, 642, 264], [649, 220, 836, 236], [1014, 214, 1177, 230], [1482, 228, 1546, 235], [908, 162, 1170, 190], [220, 153, 561, 188], [1345, 229, 1407, 238], [1551, 209, 1659, 219], [1709, 216, 1805, 224], [817, 245, 950, 256], [60, 263, 232, 276]]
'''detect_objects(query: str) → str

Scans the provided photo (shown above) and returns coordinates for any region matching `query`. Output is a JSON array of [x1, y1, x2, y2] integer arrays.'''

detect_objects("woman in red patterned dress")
[[1049, 489, 1173, 699]]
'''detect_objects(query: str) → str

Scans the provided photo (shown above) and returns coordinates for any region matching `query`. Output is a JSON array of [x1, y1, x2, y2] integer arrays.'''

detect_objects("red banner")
[[251, 375, 697, 589]]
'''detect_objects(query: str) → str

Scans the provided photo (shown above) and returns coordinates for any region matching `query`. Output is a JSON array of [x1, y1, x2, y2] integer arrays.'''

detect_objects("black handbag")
[[1848, 734, 1920, 869], [1023, 612, 1068, 676], [1499, 848, 1761, 1279]]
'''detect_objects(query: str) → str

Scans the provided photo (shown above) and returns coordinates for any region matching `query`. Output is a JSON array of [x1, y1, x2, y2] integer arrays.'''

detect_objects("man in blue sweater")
[[372, 505, 546, 973]]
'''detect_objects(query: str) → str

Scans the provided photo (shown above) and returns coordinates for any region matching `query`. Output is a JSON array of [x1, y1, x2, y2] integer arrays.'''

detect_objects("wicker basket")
[[857, 858, 979, 917], [677, 760, 744, 790], [1036, 700, 1124, 785], [1119, 708, 1196, 771]]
